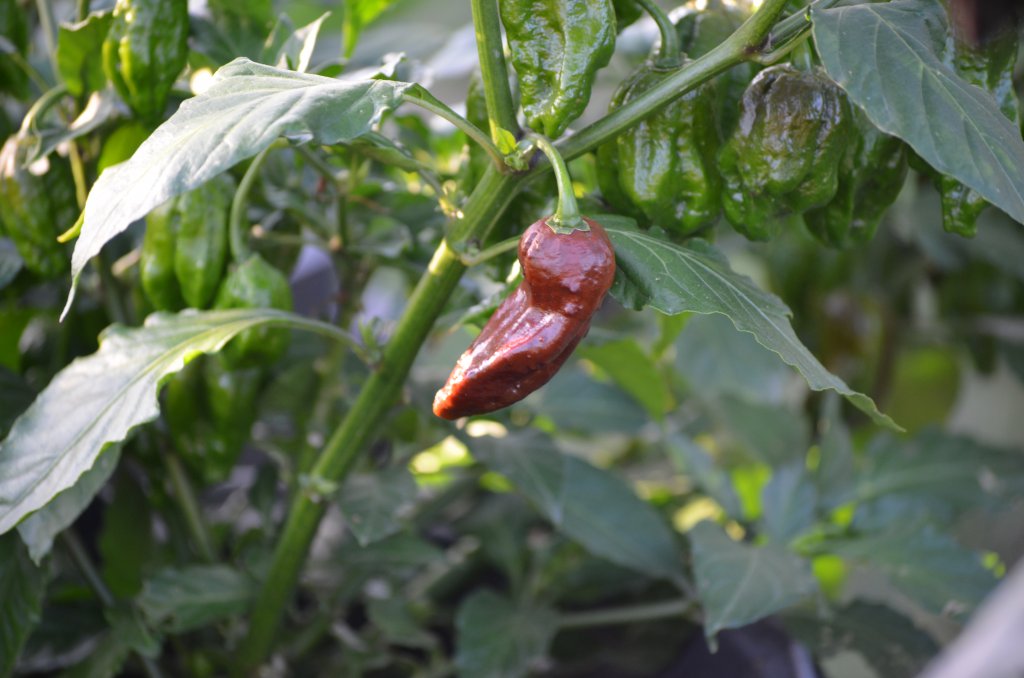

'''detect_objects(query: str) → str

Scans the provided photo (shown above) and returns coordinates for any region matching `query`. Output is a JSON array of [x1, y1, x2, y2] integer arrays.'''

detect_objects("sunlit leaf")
[[56, 11, 112, 97]]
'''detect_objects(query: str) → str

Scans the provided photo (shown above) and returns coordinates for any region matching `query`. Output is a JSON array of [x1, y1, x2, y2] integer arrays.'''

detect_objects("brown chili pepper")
[[433, 216, 616, 419]]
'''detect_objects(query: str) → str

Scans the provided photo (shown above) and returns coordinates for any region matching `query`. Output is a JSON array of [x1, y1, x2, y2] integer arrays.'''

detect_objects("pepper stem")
[[525, 133, 585, 234], [229, 146, 271, 263], [637, 0, 681, 66]]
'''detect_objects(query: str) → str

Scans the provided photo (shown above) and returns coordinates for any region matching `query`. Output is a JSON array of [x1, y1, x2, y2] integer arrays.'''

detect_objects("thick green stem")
[[404, 88, 506, 170], [471, 0, 519, 141], [637, 0, 681, 65], [229, 148, 271, 263], [525, 133, 583, 233], [236, 0, 790, 668]]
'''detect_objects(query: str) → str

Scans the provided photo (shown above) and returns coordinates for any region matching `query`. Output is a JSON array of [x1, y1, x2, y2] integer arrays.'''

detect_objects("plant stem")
[[164, 452, 216, 563], [404, 88, 506, 170], [524, 133, 583, 233], [34, 0, 59, 76], [559, 598, 695, 629], [237, 0, 791, 667], [637, 0, 681, 65], [61, 531, 165, 678], [459, 235, 519, 267], [77, 0, 90, 21], [229, 148, 271, 263], [470, 0, 519, 141]]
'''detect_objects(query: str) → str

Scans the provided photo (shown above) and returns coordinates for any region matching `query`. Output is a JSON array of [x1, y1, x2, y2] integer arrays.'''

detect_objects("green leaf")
[[783, 602, 938, 678], [0, 309, 353, 537], [675, 314, 790, 403], [56, 11, 112, 97], [261, 13, 329, 73], [0, 366, 33, 438], [66, 59, 415, 316], [472, 431, 684, 585], [760, 462, 817, 544], [579, 338, 672, 418], [0, 238, 23, 290], [825, 526, 996, 617], [104, 604, 161, 659], [605, 224, 898, 430], [337, 467, 418, 547], [137, 565, 255, 633], [366, 597, 437, 649], [60, 631, 130, 678], [17, 447, 120, 564], [711, 395, 810, 467], [666, 435, 743, 518], [98, 474, 155, 598], [812, 0, 1024, 227], [531, 367, 649, 433], [343, 0, 399, 58], [454, 590, 558, 678], [0, 532, 46, 675], [689, 521, 817, 640]]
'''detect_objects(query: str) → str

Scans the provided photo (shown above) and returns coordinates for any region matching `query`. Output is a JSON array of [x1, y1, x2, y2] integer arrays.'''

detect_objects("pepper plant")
[[2, 0, 1024, 676]]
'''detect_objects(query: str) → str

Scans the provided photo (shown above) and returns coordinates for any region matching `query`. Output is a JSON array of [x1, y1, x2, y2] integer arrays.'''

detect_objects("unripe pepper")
[[102, 0, 189, 122], [433, 217, 615, 419], [598, 60, 721, 237], [214, 254, 293, 368], [174, 173, 234, 309], [140, 199, 184, 311], [499, 0, 616, 138], [718, 64, 851, 240], [803, 107, 908, 247], [0, 138, 76, 277]]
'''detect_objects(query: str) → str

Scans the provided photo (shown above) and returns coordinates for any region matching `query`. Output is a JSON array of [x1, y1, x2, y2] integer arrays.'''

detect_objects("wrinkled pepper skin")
[[934, 28, 1019, 237], [0, 139, 76, 277], [598, 62, 721, 237], [499, 0, 616, 138], [174, 173, 234, 308], [201, 356, 262, 483], [433, 217, 615, 419], [140, 199, 184, 311], [804, 108, 908, 247], [674, 1, 759, 136], [102, 0, 189, 121], [214, 254, 293, 368], [719, 65, 851, 240], [612, 0, 643, 30]]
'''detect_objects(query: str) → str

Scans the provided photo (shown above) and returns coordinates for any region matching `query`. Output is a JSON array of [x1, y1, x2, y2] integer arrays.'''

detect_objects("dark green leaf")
[[60, 632, 129, 678], [366, 597, 436, 649], [138, 565, 255, 632], [454, 590, 558, 678], [812, 0, 1024, 227], [760, 462, 817, 544], [56, 11, 112, 97], [0, 532, 46, 675], [343, 0, 399, 58], [689, 521, 817, 640], [338, 467, 418, 547], [530, 368, 648, 433], [783, 602, 938, 678], [0, 309, 351, 536], [0, 366, 32, 438], [104, 604, 160, 659], [711, 395, 810, 467], [472, 432, 684, 585], [605, 225, 897, 429], [98, 474, 155, 598], [666, 435, 743, 518], [579, 338, 672, 418], [67, 59, 415, 314], [0, 238, 22, 290], [825, 526, 996, 617]]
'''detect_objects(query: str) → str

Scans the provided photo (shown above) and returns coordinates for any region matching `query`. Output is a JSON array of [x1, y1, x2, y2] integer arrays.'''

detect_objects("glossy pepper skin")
[[174, 173, 234, 308], [804, 107, 908, 247], [598, 62, 721, 237], [932, 27, 1019, 237], [214, 254, 293, 368], [499, 0, 616, 138], [140, 199, 184, 311], [102, 0, 189, 122], [718, 65, 851, 241], [0, 139, 76, 277], [433, 217, 616, 419]]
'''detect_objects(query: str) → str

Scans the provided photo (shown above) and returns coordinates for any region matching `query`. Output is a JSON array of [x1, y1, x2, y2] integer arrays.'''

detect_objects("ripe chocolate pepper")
[[433, 217, 616, 419]]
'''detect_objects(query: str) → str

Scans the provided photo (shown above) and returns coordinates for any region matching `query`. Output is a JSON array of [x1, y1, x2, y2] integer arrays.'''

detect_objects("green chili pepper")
[[140, 199, 184, 311], [499, 0, 616, 138], [214, 254, 293, 368], [598, 61, 721, 237], [174, 174, 234, 309], [718, 64, 851, 241], [674, 0, 759, 136], [612, 0, 643, 30], [803, 107, 908, 247], [201, 355, 262, 483], [0, 139, 76, 277], [102, 0, 189, 122]]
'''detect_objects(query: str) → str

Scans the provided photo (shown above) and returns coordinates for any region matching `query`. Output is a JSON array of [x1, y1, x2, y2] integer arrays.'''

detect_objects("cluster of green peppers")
[[914, 27, 1020, 237], [0, 138, 77, 278], [102, 0, 189, 122], [146, 173, 293, 480]]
